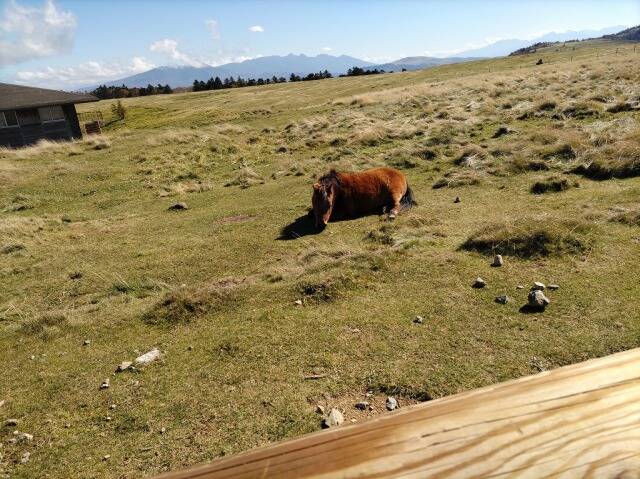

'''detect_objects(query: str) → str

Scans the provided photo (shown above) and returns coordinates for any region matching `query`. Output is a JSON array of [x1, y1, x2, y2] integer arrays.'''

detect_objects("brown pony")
[[311, 167, 416, 229]]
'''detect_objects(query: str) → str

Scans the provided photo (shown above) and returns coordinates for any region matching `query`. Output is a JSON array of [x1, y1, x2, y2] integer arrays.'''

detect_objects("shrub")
[[530, 177, 577, 194], [610, 209, 640, 227], [460, 219, 591, 258], [572, 144, 640, 180], [143, 280, 241, 325], [111, 100, 126, 121]]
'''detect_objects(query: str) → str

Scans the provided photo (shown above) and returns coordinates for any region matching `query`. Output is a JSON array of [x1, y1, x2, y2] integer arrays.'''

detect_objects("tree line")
[[91, 83, 173, 99], [339, 66, 387, 77], [92, 65, 393, 99]]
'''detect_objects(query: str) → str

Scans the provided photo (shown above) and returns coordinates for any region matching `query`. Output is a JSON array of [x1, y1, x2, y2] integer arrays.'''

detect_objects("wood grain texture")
[[155, 348, 640, 479]]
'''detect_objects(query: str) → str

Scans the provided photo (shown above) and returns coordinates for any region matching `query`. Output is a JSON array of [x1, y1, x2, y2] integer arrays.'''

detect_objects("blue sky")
[[0, 0, 638, 88]]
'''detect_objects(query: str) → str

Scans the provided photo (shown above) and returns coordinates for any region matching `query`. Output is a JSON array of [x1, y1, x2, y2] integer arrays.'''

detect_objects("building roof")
[[0, 83, 98, 110]]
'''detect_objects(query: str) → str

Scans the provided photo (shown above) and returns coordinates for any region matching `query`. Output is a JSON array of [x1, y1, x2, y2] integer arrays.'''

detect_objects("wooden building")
[[0, 83, 98, 148]]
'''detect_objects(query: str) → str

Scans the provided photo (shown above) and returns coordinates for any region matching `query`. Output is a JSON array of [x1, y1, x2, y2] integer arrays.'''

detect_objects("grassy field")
[[1, 39, 639, 478]]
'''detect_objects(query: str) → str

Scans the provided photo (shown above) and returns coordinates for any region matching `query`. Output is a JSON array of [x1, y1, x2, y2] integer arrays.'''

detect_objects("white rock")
[[83, 340, 91, 346], [294, 299, 303, 306], [413, 315, 424, 324], [4, 419, 18, 427], [0, 399, 5, 408], [532, 282, 546, 291], [13, 431, 33, 442], [322, 408, 344, 428], [21, 451, 30, 464], [134, 348, 161, 366], [386, 397, 399, 411], [100, 379, 110, 390], [473, 277, 486, 288], [548, 284, 560, 291], [315, 405, 325, 415], [116, 361, 133, 372], [492, 254, 504, 267]]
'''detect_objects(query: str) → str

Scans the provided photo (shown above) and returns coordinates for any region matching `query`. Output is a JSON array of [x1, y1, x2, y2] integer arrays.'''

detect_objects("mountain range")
[[83, 25, 632, 90]]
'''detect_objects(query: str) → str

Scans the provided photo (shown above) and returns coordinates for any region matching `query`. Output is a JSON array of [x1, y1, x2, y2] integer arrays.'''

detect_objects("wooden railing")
[[155, 348, 640, 478]]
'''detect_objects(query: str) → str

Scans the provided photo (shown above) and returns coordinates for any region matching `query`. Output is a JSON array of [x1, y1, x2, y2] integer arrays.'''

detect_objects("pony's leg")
[[388, 194, 402, 219]]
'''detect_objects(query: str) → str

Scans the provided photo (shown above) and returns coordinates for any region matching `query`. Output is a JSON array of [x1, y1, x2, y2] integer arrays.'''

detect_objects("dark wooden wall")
[[0, 104, 83, 148]]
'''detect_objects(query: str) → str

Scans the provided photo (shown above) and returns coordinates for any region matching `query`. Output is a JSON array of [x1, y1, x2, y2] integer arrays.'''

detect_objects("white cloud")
[[14, 57, 155, 87], [322, 46, 332, 52], [149, 38, 203, 67], [248, 25, 264, 33], [0, 0, 76, 67], [205, 19, 220, 40]]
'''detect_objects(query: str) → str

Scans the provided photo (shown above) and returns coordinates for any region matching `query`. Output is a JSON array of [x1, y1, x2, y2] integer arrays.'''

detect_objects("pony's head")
[[312, 170, 340, 230]]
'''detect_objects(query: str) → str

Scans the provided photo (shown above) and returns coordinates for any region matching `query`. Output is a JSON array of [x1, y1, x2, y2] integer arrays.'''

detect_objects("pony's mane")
[[317, 169, 342, 191]]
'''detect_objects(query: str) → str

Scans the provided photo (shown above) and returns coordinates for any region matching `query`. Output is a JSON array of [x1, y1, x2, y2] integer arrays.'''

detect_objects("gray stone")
[[355, 401, 369, 411], [548, 284, 560, 291], [100, 379, 110, 390], [495, 295, 509, 305], [386, 397, 398, 411], [83, 339, 91, 346], [21, 452, 30, 464], [4, 419, 18, 427], [413, 315, 424, 324], [532, 281, 546, 291], [492, 254, 504, 267], [516, 285, 525, 290], [472, 277, 486, 288], [528, 289, 550, 310], [322, 408, 344, 428], [134, 348, 161, 366], [168, 202, 188, 211]]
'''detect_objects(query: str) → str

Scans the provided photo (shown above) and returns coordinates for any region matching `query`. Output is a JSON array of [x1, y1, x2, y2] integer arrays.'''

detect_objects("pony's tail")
[[400, 184, 417, 210]]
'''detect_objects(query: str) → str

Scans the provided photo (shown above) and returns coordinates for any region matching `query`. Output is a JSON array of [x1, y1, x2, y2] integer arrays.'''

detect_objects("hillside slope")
[[1, 39, 639, 478]]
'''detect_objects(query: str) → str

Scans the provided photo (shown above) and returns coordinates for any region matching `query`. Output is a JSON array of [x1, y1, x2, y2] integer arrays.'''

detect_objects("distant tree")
[[111, 100, 126, 121], [213, 76, 223, 89], [162, 84, 173, 94]]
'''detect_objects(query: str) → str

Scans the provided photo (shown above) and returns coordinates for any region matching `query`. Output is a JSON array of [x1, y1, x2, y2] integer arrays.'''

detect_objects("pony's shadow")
[[278, 211, 321, 240]]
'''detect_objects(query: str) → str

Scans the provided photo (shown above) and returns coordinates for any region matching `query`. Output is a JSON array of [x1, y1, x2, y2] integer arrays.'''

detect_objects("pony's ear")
[[312, 183, 320, 191]]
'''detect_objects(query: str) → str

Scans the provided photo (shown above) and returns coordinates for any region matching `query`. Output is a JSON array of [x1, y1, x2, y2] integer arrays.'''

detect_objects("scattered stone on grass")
[[315, 405, 325, 415], [495, 295, 509, 305], [134, 348, 161, 366], [116, 361, 133, 372], [5, 419, 18, 427], [413, 315, 424, 324], [21, 452, 31, 464], [322, 408, 344, 428], [532, 282, 546, 291], [491, 254, 503, 267], [83, 339, 91, 346], [14, 431, 33, 442], [355, 401, 369, 411], [472, 277, 487, 288], [454, 196, 461, 203], [386, 397, 398, 411], [103, 455, 111, 461], [516, 285, 524, 289], [294, 299, 303, 306], [168, 202, 188, 211], [100, 379, 110, 390], [528, 289, 550, 311], [548, 284, 560, 291]]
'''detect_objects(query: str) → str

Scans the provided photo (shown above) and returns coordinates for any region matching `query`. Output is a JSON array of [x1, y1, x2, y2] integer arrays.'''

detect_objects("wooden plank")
[[155, 348, 640, 479]]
